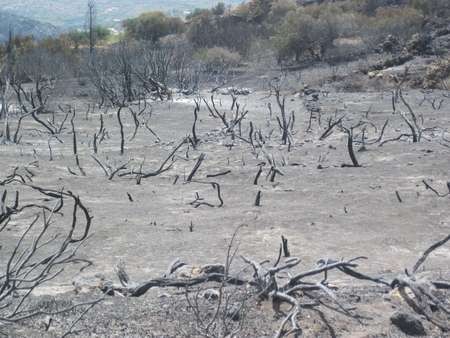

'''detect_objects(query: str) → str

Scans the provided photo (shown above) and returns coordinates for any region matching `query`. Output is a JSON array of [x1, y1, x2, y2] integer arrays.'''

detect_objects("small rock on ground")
[[390, 311, 426, 336]]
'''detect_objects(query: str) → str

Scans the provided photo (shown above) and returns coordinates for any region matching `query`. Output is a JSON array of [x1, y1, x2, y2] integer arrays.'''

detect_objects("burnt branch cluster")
[[99, 229, 450, 337], [0, 173, 98, 331]]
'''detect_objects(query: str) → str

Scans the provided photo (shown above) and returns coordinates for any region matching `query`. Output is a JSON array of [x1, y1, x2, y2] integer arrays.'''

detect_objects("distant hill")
[[0, 1, 242, 29], [0, 11, 60, 42]]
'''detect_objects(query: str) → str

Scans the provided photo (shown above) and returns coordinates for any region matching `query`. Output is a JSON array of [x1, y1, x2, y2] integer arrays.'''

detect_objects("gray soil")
[[1, 82, 450, 337]]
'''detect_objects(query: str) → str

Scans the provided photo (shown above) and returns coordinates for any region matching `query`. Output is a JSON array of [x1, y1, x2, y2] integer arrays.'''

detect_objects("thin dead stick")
[[422, 180, 450, 197], [413, 233, 450, 274], [254, 165, 263, 185], [254, 190, 262, 207], [320, 116, 345, 140], [119, 138, 187, 179], [187, 153, 206, 182], [70, 109, 86, 176], [117, 106, 125, 155], [206, 170, 231, 178]]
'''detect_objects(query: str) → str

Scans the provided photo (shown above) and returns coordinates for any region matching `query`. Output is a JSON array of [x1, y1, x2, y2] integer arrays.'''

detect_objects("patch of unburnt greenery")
[[0, 0, 446, 97]]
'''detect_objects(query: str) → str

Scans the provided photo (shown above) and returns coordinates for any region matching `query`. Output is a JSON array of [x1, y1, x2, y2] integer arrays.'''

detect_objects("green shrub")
[[195, 47, 241, 73], [211, 2, 226, 16], [123, 11, 185, 42], [273, 11, 318, 62], [232, 0, 272, 23], [65, 26, 111, 49], [267, 0, 297, 25], [410, 0, 450, 18], [424, 57, 450, 89], [352, 0, 404, 16], [187, 11, 255, 56], [273, 4, 354, 63], [358, 6, 424, 47]]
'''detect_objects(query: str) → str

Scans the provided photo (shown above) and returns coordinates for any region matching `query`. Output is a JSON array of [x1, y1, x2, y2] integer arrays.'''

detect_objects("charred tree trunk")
[[117, 106, 125, 155]]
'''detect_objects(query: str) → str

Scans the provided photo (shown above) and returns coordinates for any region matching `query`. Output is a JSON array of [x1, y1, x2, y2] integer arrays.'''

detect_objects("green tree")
[[273, 7, 341, 63], [274, 12, 317, 62]]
